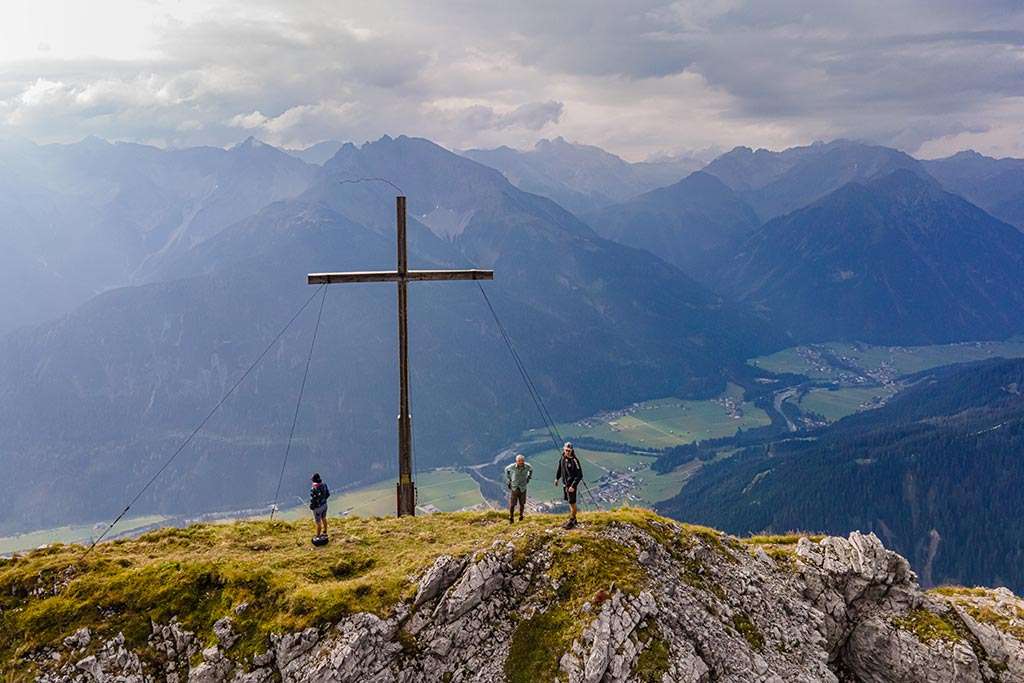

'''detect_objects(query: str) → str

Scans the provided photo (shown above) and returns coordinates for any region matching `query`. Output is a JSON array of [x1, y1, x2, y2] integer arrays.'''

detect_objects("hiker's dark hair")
[[312, 473, 322, 483]]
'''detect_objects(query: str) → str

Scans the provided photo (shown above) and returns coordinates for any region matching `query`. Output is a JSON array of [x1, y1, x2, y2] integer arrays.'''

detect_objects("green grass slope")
[[0, 509, 723, 677]]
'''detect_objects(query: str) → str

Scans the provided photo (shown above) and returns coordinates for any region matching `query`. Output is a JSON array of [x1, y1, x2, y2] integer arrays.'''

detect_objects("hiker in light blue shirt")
[[505, 453, 533, 524]]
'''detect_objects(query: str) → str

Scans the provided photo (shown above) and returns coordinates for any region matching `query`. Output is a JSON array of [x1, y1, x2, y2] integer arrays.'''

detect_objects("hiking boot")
[[562, 518, 577, 530], [509, 515, 514, 525]]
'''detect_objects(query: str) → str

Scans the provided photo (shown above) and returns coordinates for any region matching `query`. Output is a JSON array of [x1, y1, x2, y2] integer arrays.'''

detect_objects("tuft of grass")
[[688, 527, 740, 563], [929, 586, 991, 598], [396, 628, 419, 657], [633, 626, 671, 682], [893, 609, 962, 644], [743, 533, 825, 546], [740, 532, 825, 572], [732, 612, 764, 651], [962, 605, 1024, 641], [506, 608, 575, 683]]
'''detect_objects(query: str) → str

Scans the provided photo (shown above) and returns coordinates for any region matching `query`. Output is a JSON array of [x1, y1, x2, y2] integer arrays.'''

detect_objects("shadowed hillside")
[[0, 136, 781, 536], [718, 169, 1024, 344]]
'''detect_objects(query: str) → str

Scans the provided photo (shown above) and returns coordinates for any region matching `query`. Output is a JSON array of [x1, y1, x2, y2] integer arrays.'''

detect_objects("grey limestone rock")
[[413, 554, 468, 608], [212, 617, 239, 650], [31, 526, 1024, 683]]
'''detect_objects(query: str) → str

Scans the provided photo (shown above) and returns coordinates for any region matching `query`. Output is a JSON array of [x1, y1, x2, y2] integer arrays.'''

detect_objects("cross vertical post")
[[308, 195, 493, 518], [395, 197, 415, 516]]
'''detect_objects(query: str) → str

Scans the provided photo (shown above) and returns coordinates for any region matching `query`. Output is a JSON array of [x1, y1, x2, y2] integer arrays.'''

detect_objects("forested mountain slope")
[[659, 357, 1024, 591]]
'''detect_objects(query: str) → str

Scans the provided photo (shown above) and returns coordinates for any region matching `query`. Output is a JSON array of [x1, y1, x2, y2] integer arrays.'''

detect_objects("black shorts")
[[563, 486, 577, 505]]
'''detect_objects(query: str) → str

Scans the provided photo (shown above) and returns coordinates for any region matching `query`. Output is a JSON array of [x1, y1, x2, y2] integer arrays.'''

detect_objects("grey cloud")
[[497, 101, 564, 130], [881, 121, 991, 152], [0, 1, 1023, 158], [443, 100, 562, 133]]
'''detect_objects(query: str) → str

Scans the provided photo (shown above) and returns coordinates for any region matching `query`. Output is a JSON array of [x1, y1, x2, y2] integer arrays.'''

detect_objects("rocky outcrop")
[[23, 522, 1024, 682]]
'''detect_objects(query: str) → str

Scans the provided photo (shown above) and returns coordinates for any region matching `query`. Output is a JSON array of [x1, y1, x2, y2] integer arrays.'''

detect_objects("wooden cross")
[[308, 196, 494, 517]]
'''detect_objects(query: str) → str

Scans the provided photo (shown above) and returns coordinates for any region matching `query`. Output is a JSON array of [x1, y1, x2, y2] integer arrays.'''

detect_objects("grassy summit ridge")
[[0, 509, 716, 675]]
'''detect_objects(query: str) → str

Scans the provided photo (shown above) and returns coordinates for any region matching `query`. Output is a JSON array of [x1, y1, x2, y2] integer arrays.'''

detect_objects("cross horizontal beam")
[[308, 269, 494, 284]]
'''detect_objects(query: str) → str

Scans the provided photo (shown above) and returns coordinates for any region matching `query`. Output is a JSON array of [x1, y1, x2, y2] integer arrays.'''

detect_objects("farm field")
[[750, 339, 1024, 383], [829, 339, 1024, 376], [310, 445, 694, 521], [633, 459, 703, 503], [540, 385, 770, 450], [797, 385, 900, 422]]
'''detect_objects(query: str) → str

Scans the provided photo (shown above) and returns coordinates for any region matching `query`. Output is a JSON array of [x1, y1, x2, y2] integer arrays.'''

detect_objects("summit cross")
[[308, 196, 494, 517]]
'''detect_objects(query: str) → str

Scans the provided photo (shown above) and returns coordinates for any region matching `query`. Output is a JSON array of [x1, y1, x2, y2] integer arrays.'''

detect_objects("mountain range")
[[0, 135, 315, 333], [700, 139, 926, 221], [461, 137, 706, 215]]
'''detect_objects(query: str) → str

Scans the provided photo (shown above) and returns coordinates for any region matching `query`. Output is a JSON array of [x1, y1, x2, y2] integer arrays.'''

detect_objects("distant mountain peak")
[[531, 136, 621, 161], [948, 149, 987, 160], [73, 134, 112, 150], [283, 140, 346, 166], [674, 169, 730, 189], [534, 135, 579, 151], [230, 135, 277, 152]]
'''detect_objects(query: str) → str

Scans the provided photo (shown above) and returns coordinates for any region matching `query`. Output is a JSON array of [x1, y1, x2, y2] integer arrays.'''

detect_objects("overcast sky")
[[1, 1, 1022, 160]]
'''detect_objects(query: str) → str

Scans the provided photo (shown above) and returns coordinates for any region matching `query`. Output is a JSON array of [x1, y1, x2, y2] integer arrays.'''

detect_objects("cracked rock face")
[[24, 524, 1024, 683]]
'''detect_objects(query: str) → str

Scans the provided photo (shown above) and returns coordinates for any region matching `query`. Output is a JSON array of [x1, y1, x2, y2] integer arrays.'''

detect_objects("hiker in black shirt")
[[555, 442, 583, 529], [310, 472, 331, 541]]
